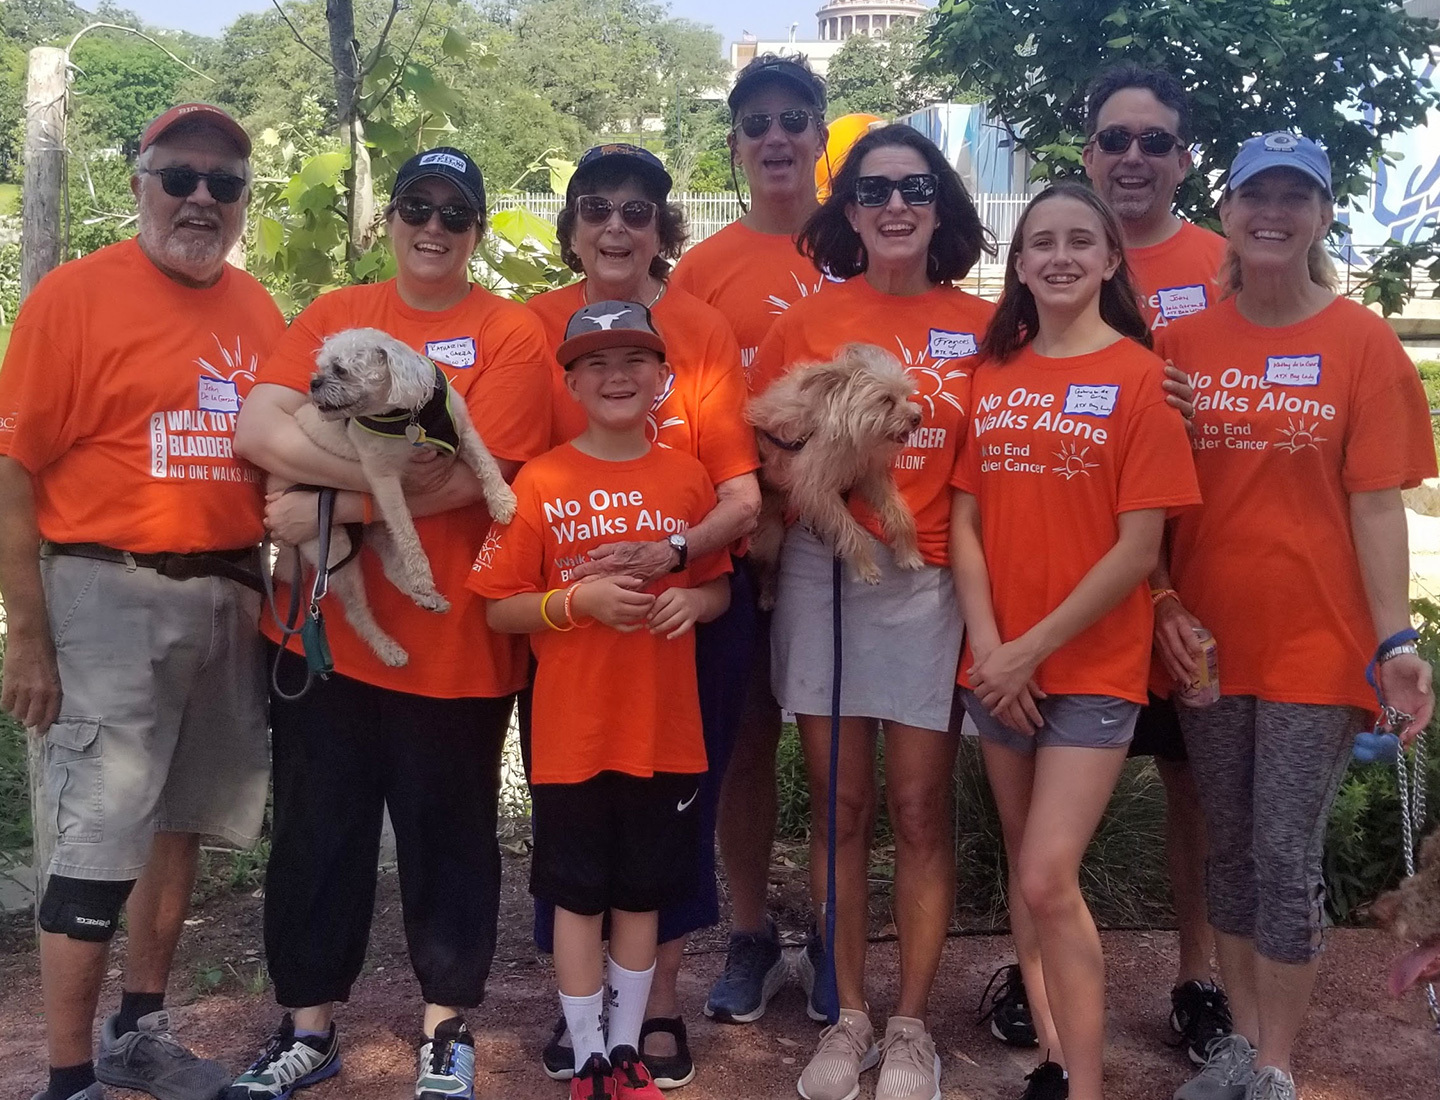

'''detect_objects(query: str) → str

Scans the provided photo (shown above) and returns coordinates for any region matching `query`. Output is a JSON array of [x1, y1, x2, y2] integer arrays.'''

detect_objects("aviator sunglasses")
[[735, 109, 816, 139], [853, 173, 939, 208], [139, 166, 247, 204], [575, 195, 659, 229], [1091, 126, 1182, 157], [393, 195, 480, 234]]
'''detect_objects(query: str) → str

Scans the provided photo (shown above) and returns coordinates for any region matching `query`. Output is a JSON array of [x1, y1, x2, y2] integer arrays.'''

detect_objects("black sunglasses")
[[853, 173, 939, 208], [1091, 126, 1182, 157], [140, 166, 246, 204], [575, 195, 658, 229], [392, 195, 479, 234], [735, 109, 815, 139]]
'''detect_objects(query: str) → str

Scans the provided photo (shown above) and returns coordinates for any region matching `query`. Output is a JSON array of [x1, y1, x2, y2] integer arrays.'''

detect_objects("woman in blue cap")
[[1155, 133, 1435, 1100]]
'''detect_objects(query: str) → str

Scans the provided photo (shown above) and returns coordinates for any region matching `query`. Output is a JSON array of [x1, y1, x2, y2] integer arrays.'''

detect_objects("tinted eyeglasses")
[[139, 166, 247, 204], [392, 195, 479, 233], [735, 109, 816, 139], [853, 173, 939, 208], [1091, 126, 1182, 157], [575, 195, 659, 229]]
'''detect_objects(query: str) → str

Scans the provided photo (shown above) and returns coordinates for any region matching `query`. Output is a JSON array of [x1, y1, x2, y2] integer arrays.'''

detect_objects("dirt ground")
[[0, 848, 1435, 1100]]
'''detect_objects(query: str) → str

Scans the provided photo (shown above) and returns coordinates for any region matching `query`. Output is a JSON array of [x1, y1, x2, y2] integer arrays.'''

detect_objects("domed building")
[[815, 0, 929, 41]]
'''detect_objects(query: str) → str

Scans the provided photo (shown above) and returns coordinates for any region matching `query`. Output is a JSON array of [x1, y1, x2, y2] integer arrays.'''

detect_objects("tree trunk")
[[20, 47, 66, 302], [325, 0, 374, 262]]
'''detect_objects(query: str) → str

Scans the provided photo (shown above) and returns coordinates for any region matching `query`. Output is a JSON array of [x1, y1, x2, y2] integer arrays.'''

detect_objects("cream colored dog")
[[293, 327, 516, 666], [746, 342, 924, 606]]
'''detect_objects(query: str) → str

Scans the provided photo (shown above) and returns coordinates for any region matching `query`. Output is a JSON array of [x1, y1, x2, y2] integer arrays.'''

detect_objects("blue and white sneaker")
[[224, 1014, 340, 1099], [416, 1017, 475, 1099], [703, 918, 788, 1023]]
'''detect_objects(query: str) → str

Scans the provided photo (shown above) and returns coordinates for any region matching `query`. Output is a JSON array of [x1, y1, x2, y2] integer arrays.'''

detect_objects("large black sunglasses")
[[139, 166, 246, 204], [1091, 126, 1181, 157], [393, 195, 479, 234], [575, 195, 658, 229], [735, 109, 815, 139], [853, 173, 939, 208]]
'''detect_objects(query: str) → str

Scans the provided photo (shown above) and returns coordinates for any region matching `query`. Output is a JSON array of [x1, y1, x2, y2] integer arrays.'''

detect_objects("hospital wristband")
[[539, 589, 574, 632], [1150, 587, 1180, 607]]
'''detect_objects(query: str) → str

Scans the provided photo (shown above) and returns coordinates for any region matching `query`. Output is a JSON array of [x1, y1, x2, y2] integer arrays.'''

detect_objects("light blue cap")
[[1228, 132, 1332, 197]]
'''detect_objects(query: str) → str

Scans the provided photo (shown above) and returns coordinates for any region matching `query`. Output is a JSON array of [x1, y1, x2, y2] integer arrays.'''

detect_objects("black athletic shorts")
[[530, 770, 702, 915], [1127, 691, 1189, 762]]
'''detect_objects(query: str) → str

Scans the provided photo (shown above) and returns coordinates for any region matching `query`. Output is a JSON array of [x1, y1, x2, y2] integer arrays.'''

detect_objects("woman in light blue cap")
[[1153, 132, 1436, 1100]]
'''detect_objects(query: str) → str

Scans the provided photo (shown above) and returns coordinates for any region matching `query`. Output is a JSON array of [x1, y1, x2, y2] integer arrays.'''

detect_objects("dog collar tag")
[[405, 423, 424, 445]]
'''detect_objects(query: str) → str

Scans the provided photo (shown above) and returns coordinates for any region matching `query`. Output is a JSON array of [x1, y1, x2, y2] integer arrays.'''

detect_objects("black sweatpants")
[[263, 646, 511, 1009]]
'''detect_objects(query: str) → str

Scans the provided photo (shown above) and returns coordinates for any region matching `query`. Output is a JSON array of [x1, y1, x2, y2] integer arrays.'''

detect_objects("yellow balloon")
[[816, 114, 885, 201]]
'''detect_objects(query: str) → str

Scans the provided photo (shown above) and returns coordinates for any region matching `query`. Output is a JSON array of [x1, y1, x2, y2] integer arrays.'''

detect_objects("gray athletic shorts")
[[961, 690, 1139, 755], [38, 552, 269, 881]]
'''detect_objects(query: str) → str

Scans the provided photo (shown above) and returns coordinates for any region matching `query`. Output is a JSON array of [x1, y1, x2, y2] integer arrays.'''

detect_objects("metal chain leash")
[[1393, 720, 1440, 1029]]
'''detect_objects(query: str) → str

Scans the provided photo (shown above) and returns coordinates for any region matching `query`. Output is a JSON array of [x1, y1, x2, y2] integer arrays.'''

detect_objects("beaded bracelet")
[[538, 589, 574, 632]]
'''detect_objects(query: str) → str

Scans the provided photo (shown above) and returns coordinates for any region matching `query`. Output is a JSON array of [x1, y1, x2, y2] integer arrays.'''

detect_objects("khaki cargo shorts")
[[37, 553, 269, 881]]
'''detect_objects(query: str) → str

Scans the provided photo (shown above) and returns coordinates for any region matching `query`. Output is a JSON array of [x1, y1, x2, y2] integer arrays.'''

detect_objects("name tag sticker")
[[1156, 284, 1208, 320], [425, 336, 477, 368], [1063, 384, 1120, 417], [1264, 354, 1321, 387], [197, 377, 240, 413], [927, 329, 978, 360]]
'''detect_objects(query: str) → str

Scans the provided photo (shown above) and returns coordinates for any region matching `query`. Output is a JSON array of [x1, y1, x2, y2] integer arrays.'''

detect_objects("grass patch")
[[0, 184, 18, 216], [0, 636, 33, 854], [0, 325, 10, 363]]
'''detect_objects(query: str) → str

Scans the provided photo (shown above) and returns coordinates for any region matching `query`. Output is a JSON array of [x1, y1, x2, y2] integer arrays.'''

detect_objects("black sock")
[[116, 990, 165, 1036], [46, 1061, 95, 1100]]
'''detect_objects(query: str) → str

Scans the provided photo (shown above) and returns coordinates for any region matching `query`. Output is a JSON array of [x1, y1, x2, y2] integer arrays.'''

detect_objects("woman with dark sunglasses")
[[523, 143, 761, 1093], [747, 123, 996, 1100], [227, 147, 554, 1100], [667, 52, 834, 1035]]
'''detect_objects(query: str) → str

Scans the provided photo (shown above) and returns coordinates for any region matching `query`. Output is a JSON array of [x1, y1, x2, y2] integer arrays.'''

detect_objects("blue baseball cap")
[[1228, 132, 1332, 197], [567, 143, 673, 203]]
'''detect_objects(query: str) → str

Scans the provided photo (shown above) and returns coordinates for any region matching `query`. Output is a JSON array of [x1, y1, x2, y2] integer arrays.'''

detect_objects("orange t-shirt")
[[1157, 296, 1436, 709], [952, 339, 1201, 701], [0, 238, 285, 552], [258, 280, 553, 698], [671, 222, 836, 379], [1127, 220, 1228, 334], [467, 443, 731, 784], [750, 277, 995, 566]]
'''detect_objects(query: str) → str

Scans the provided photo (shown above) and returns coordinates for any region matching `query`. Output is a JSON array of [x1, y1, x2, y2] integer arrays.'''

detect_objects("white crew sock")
[[559, 988, 605, 1074], [605, 955, 655, 1055]]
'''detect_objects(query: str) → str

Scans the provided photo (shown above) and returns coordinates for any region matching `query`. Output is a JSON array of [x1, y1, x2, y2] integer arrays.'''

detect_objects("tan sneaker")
[[874, 1016, 941, 1100], [796, 1008, 879, 1100]]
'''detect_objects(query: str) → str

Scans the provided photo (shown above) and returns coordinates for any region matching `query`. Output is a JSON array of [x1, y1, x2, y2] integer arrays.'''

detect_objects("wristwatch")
[[667, 533, 688, 573]]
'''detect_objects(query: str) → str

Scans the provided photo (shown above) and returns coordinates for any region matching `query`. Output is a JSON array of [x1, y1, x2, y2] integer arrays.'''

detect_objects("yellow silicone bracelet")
[[538, 589, 573, 631]]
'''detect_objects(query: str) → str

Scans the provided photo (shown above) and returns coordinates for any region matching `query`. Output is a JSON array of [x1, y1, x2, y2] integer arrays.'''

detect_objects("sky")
[[82, 0, 825, 50]]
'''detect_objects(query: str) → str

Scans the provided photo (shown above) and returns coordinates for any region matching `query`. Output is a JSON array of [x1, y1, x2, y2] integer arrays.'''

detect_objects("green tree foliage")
[[827, 20, 955, 119], [69, 33, 186, 154]]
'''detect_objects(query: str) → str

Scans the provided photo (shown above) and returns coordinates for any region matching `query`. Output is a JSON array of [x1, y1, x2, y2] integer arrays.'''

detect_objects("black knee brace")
[[38, 874, 136, 942]]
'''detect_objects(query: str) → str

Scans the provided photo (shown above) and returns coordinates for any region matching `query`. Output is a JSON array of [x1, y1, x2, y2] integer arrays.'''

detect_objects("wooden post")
[[19, 46, 66, 931], [20, 47, 66, 302]]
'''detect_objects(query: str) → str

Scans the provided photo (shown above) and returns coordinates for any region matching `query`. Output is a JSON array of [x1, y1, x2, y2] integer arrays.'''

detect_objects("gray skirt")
[[770, 524, 962, 732]]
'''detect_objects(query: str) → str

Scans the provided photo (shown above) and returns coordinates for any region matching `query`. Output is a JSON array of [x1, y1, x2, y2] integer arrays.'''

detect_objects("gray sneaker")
[[31, 1084, 105, 1100], [96, 1010, 231, 1100], [1174, 1033, 1258, 1100], [1245, 1066, 1298, 1100]]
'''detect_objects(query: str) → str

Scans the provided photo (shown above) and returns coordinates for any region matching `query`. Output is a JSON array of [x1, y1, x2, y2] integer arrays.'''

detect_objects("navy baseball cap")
[[392, 147, 486, 211], [728, 55, 827, 116], [1228, 132, 1332, 198], [557, 300, 667, 368], [567, 143, 673, 203]]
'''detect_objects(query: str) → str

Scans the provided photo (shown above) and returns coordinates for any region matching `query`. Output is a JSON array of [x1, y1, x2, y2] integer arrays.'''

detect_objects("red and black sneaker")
[[608, 1046, 664, 1100], [569, 1053, 615, 1100]]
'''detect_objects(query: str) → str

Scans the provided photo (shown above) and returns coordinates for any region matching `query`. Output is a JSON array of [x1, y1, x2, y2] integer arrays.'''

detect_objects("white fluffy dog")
[[292, 327, 517, 666], [746, 342, 924, 606]]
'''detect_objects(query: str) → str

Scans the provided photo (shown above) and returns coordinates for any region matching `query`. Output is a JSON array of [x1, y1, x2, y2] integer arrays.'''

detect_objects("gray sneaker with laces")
[[1245, 1066, 1298, 1100], [95, 1010, 231, 1100], [30, 1084, 104, 1100], [1174, 1033, 1257, 1100]]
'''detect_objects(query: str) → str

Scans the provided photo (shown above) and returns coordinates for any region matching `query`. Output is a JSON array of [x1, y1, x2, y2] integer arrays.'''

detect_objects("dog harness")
[[761, 430, 808, 452], [353, 361, 461, 455]]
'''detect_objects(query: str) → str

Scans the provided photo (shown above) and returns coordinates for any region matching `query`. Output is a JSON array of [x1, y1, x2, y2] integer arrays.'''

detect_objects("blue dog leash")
[[815, 553, 843, 1026], [1353, 627, 1420, 763]]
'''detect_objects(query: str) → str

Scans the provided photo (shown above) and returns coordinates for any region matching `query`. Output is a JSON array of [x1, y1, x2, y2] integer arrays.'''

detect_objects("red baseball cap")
[[140, 103, 251, 157]]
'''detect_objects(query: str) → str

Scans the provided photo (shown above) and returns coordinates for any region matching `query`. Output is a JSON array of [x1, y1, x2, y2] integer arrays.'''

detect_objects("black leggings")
[[263, 645, 511, 1008]]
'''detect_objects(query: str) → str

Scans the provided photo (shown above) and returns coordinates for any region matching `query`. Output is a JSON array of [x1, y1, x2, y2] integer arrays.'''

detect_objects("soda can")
[[1177, 626, 1220, 708]]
